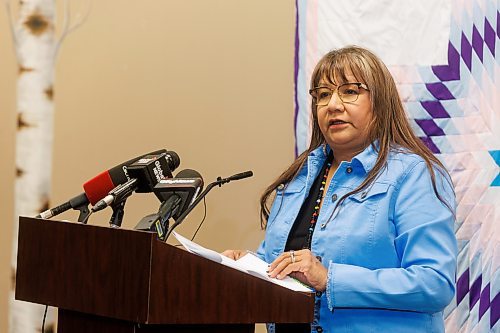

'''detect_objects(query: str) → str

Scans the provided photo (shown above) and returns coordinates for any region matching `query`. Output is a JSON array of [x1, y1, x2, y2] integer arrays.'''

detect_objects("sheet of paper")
[[172, 231, 247, 273], [172, 231, 312, 292], [237, 252, 312, 292]]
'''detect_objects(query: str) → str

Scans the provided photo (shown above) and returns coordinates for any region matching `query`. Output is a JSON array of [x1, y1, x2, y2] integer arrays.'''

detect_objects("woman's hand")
[[268, 249, 328, 291], [221, 249, 247, 260]]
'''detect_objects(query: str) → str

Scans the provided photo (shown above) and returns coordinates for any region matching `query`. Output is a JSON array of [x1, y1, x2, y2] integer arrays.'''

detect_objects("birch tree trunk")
[[9, 1, 56, 332]]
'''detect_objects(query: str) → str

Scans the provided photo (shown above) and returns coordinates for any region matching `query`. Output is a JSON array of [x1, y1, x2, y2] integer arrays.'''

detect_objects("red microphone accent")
[[83, 171, 116, 205]]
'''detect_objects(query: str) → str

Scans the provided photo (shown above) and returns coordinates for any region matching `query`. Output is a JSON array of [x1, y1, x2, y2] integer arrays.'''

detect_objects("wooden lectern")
[[15, 217, 314, 333]]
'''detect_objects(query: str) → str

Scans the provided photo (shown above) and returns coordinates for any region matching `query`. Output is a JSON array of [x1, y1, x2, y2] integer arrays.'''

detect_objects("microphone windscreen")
[[176, 169, 204, 189], [176, 169, 202, 178], [83, 171, 115, 205], [166, 151, 181, 171], [153, 169, 204, 217]]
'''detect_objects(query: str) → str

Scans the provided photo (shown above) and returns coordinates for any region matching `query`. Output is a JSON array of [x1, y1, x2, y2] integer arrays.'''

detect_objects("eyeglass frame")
[[309, 82, 369, 106]]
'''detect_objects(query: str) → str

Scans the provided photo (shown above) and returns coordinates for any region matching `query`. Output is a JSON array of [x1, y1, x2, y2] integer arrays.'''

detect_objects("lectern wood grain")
[[16, 217, 152, 322], [16, 217, 314, 332]]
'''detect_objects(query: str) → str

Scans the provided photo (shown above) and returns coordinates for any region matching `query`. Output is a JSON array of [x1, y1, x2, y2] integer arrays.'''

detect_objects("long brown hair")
[[260, 46, 453, 228]]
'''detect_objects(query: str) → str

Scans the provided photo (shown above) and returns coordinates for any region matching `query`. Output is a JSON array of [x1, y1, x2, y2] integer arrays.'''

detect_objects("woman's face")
[[316, 74, 373, 158]]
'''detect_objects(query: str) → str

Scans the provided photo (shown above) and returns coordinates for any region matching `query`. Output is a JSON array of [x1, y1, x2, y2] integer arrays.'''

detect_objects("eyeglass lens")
[[314, 83, 362, 105]]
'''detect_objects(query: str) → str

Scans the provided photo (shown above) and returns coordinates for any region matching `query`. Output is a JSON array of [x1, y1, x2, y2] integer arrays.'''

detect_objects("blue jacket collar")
[[308, 142, 379, 174], [351, 142, 379, 174]]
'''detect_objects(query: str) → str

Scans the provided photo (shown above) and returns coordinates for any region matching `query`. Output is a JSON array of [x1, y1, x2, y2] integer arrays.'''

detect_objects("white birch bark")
[[5, 0, 89, 331], [9, 1, 56, 331]]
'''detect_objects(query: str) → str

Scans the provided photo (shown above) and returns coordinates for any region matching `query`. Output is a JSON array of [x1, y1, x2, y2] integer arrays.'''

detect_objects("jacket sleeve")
[[255, 240, 266, 261], [325, 160, 457, 313]]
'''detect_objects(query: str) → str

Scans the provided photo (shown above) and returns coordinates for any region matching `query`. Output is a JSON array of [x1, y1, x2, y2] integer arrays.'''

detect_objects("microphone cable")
[[163, 170, 253, 242], [190, 197, 207, 242], [171, 196, 208, 246], [41, 304, 48, 332], [172, 198, 207, 247]]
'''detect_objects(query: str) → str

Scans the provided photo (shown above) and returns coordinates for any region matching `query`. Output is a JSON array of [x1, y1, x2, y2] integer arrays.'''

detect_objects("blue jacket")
[[256, 144, 457, 333]]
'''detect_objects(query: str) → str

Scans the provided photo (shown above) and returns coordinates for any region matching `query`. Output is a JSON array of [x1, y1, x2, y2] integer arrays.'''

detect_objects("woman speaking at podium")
[[223, 46, 457, 333]]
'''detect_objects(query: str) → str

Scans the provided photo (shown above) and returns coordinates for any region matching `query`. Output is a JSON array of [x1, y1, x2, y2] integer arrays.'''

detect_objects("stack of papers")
[[172, 232, 312, 293]]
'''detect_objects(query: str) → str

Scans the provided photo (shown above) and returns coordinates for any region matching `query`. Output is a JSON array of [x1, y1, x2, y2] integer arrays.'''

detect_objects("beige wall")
[[0, 1, 296, 331]]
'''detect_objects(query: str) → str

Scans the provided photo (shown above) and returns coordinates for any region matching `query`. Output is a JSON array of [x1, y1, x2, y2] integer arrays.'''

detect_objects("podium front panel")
[[16, 217, 314, 326], [16, 218, 153, 322]]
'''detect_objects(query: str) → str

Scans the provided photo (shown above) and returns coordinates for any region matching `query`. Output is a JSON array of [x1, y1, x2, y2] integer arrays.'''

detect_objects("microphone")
[[163, 170, 253, 241], [36, 149, 179, 222], [216, 170, 253, 185], [150, 169, 204, 240], [83, 150, 180, 204], [153, 169, 204, 219], [91, 152, 180, 213]]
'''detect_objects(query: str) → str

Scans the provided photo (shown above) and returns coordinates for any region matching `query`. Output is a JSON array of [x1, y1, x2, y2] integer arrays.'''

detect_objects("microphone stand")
[[76, 205, 91, 223], [103, 180, 137, 228], [109, 199, 127, 228], [163, 171, 253, 242]]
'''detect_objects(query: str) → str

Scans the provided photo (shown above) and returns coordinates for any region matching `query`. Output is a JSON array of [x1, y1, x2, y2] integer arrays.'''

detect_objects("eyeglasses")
[[309, 82, 369, 106]]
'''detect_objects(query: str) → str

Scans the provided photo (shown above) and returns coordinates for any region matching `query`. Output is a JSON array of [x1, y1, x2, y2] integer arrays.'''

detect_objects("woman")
[[224, 46, 457, 333]]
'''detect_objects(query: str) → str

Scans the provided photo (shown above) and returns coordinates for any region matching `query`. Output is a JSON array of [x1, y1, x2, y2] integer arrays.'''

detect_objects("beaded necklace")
[[304, 153, 333, 249]]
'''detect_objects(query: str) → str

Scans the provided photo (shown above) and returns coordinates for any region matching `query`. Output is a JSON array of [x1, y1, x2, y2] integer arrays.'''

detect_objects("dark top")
[[285, 153, 331, 251]]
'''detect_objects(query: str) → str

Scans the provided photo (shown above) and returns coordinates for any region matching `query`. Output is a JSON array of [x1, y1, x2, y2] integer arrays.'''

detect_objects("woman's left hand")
[[268, 249, 328, 291]]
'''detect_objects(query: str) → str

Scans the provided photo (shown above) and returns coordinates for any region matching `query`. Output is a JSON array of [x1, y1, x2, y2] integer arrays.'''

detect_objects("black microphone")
[[218, 170, 253, 185], [133, 169, 203, 236], [155, 169, 204, 239], [36, 149, 177, 222], [91, 152, 179, 213], [163, 170, 253, 241], [153, 169, 204, 219]]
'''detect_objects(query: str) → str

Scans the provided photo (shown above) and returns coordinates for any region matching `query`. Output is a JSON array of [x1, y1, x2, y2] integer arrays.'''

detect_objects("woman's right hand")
[[221, 249, 247, 260]]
